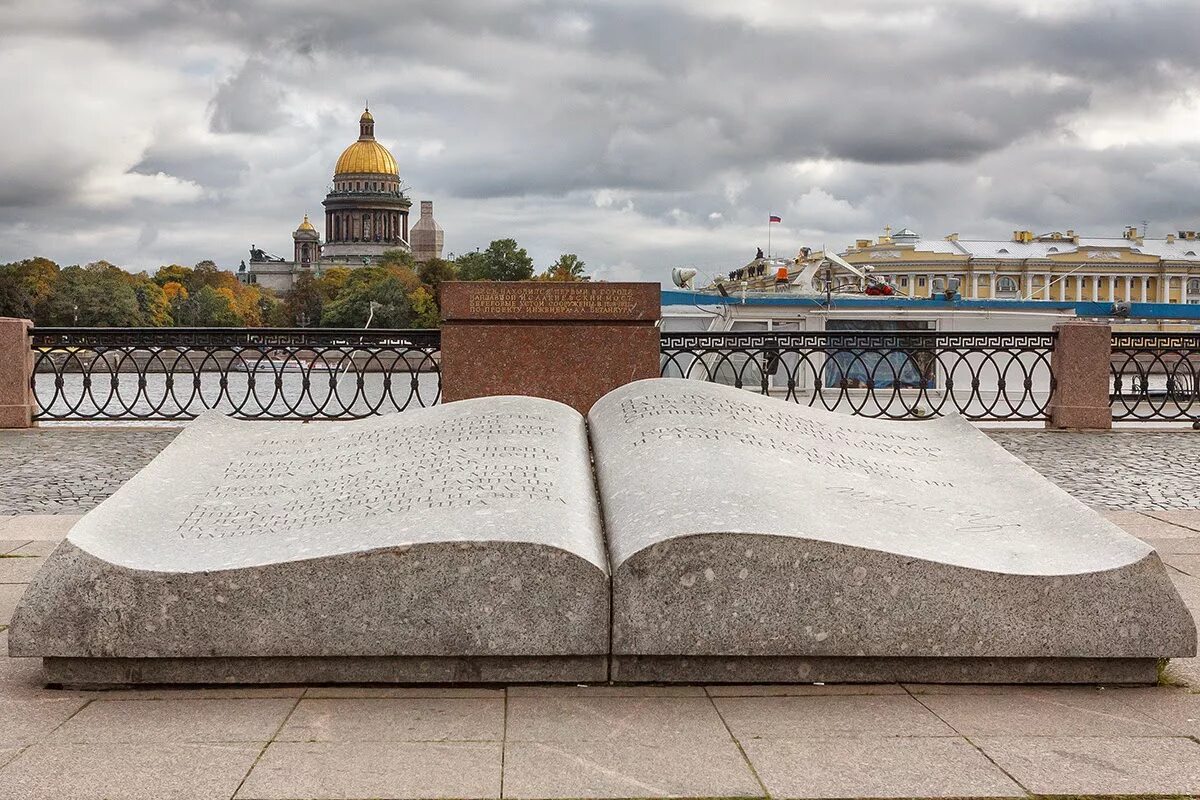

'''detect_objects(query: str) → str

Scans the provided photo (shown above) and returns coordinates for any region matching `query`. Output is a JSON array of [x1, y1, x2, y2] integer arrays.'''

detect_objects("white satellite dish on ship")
[[671, 267, 698, 289]]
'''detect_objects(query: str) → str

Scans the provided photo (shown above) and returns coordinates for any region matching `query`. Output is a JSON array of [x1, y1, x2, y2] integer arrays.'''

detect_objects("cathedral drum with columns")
[[242, 108, 444, 292]]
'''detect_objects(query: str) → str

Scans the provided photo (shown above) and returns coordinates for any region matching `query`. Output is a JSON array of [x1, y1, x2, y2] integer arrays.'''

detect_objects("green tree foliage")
[[416, 258, 458, 301], [455, 239, 534, 281], [379, 249, 417, 270], [173, 285, 242, 326], [40, 263, 144, 326], [320, 267, 416, 327], [541, 253, 588, 281], [280, 272, 329, 327]]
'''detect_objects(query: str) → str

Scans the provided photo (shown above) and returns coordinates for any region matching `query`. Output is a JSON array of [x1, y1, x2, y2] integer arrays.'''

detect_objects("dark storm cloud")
[[2, 0, 1200, 276]]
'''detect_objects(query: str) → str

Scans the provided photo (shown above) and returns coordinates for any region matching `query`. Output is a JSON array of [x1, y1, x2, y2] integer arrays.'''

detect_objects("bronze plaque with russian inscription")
[[441, 281, 659, 322]]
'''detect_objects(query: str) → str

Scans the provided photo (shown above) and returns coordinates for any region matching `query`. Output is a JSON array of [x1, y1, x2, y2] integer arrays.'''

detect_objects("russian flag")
[[769, 215, 782, 223]]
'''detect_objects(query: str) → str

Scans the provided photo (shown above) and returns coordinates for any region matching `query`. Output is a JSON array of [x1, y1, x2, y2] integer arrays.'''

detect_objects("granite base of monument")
[[9, 379, 1194, 686], [43, 656, 606, 688], [611, 656, 1161, 684]]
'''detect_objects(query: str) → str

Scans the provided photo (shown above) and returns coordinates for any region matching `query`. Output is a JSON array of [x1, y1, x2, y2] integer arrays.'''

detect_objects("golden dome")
[[296, 214, 316, 232], [360, 108, 374, 123], [334, 139, 398, 176]]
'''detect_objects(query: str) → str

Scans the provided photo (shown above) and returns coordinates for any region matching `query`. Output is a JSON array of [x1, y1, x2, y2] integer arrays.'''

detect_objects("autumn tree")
[[541, 253, 588, 281]]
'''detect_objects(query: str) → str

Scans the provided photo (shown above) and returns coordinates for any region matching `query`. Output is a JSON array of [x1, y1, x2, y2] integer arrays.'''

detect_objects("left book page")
[[67, 395, 608, 573]]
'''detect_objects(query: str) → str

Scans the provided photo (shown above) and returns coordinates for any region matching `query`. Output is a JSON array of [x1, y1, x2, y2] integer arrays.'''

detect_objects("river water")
[[34, 371, 442, 423]]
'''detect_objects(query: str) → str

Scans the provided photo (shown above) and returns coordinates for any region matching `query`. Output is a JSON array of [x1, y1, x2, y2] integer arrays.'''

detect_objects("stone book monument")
[[9, 379, 1195, 686]]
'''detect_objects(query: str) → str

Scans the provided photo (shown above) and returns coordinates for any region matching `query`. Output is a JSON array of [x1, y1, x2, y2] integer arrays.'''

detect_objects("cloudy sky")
[[2, 0, 1200, 283]]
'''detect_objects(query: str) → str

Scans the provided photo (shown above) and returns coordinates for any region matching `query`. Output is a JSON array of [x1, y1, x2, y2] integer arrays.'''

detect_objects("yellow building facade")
[[836, 226, 1200, 304]]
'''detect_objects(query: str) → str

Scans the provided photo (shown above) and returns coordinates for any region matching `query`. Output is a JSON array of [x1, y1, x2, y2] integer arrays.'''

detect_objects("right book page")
[[587, 377, 1148, 577]]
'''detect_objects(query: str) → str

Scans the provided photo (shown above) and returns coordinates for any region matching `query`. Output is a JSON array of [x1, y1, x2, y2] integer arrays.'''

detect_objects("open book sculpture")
[[9, 379, 1195, 686]]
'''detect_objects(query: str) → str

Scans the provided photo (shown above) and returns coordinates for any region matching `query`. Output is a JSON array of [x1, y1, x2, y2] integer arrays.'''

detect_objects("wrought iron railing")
[[1111, 332, 1200, 423], [659, 330, 1056, 421], [30, 327, 441, 421]]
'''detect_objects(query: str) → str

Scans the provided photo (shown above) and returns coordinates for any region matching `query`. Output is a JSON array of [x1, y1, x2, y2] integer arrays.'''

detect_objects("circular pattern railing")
[[30, 328, 441, 421], [1111, 333, 1200, 423], [660, 331, 1056, 421]]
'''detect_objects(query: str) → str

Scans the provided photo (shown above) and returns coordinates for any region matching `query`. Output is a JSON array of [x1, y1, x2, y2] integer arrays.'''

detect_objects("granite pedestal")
[[439, 281, 661, 414]]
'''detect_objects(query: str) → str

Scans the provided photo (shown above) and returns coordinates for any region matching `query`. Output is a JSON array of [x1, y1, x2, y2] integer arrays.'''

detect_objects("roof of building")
[[295, 214, 316, 232], [846, 229, 1200, 262], [334, 109, 398, 176]]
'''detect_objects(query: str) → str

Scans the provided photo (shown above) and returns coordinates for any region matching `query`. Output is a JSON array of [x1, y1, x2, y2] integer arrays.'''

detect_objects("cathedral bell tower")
[[292, 214, 320, 271]]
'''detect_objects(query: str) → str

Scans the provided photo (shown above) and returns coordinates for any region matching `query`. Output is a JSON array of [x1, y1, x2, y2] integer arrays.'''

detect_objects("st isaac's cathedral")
[[241, 108, 444, 292]]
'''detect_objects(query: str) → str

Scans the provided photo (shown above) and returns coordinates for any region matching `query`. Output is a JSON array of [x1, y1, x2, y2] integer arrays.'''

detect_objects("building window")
[[997, 276, 1019, 293], [917, 276, 926, 288], [900, 277, 909, 287]]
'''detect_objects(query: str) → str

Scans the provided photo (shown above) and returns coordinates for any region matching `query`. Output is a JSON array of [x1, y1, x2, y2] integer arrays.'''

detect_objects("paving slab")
[[0, 585, 24, 626], [1110, 687, 1200, 736], [1145, 509, 1200, 532], [974, 735, 1200, 795], [506, 695, 732, 744], [275, 697, 504, 742], [0, 515, 80, 540], [9, 541, 58, 557], [302, 685, 503, 699], [0, 554, 42, 584], [714, 694, 955, 739], [1101, 509, 1200, 538], [91, 686, 305, 700], [0, 542, 29, 556], [1166, 553, 1200, 577], [0, 748, 20, 771], [0, 651, 52, 699], [236, 740, 502, 800], [507, 684, 706, 697], [706, 683, 906, 697], [50, 698, 296, 743], [740, 736, 1025, 799], [1143, 535, 1200, 554], [503, 737, 764, 799], [915, 687, 1170, 736], [0, 741, 263, 800], [0, 697, 91, 746]]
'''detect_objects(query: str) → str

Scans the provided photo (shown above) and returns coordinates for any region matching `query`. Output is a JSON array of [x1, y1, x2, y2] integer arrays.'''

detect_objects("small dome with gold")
[[334, 106, 398, 176]]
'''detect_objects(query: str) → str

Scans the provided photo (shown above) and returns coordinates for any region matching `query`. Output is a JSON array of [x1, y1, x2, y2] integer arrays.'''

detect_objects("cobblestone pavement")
[[1, 426, 1199, 514], [0, 429, 180, 515], [987, 430, 1200, 511]]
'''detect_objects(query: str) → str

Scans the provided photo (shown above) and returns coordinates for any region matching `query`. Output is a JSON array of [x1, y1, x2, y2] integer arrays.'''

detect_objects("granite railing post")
[[440, 282, 661, 414], [1047, 321, 1112, 430], [0, 317, 36, 428]]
